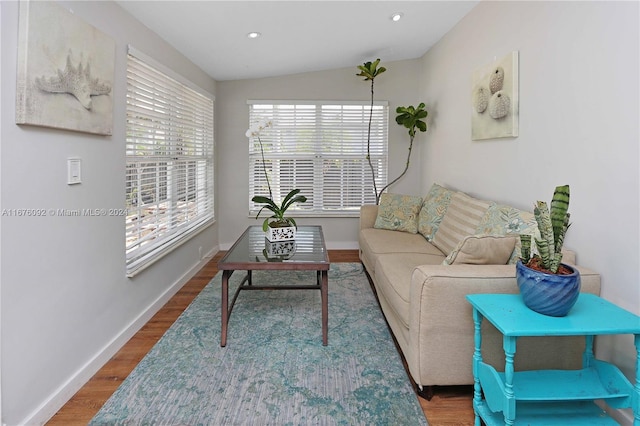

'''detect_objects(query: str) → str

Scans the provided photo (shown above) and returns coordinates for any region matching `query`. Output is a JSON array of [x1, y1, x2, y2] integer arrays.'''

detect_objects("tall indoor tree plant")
[[357, 59, 428, 204], [356, 59, 386, 202], [377, 103, 428, 203]]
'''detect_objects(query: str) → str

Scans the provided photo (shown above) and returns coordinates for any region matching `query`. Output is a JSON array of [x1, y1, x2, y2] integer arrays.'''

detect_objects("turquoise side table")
[[466, 293, 640, 425]]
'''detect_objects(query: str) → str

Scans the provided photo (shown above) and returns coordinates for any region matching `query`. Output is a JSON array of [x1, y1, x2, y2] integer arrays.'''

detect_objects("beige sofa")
[[358, 185, 601, 396]]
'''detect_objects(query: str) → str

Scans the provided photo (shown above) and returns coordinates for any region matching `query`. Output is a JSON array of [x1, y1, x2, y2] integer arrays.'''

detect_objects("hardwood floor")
[[47, 250, 474, 425]]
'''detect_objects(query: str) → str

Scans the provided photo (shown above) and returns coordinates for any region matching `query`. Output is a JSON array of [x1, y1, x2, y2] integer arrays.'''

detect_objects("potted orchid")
[[246, 120, 307, 241]]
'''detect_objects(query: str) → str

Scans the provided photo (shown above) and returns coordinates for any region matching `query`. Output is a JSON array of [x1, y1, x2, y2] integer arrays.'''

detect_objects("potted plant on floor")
[[516, 185, 581, 316], [246, 120, 307, 241]]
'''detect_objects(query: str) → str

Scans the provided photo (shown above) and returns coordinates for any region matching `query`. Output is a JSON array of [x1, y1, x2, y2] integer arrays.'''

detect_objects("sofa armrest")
[[409, 264, 600, 320], [410, 265, 522, 332], [360, 204, 378, 230], [405, 263, 601, 385]]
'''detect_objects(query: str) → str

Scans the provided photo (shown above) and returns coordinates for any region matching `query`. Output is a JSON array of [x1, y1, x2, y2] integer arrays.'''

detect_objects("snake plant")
[[520, 185, 571, 273]]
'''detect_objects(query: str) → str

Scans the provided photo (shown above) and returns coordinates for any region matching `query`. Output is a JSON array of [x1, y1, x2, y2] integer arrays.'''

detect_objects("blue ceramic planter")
[[516, 260, 581, 317]]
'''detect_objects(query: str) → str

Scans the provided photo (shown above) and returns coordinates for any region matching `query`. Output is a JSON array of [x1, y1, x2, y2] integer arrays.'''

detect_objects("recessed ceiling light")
[[247, 32, 261, 39], [391, 12, 403, 22]]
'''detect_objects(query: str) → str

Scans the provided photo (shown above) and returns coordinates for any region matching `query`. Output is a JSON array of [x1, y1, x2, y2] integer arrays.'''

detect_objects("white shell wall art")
[[16, 0, 116, 135], [489, 67, 504, 94], [35, 51, 112, 110], [471, 51, 519, 140], [489, 91, 510, 119], [473, 87, 489, 113]]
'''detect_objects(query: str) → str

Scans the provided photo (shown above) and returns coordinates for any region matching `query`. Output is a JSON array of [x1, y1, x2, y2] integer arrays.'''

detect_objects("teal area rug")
[[90, 263, 428, 425]]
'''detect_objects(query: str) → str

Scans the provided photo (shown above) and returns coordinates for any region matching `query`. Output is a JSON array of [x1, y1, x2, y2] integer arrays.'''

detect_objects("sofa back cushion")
[[374, 193, 423, 234], [418, 183, 454, 241], [432, 192, 492, 255]]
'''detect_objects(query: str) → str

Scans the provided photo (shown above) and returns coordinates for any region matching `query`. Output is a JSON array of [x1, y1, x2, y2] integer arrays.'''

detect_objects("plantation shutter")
[[248, 101, 388, 216], [125, 47, 215, 277]]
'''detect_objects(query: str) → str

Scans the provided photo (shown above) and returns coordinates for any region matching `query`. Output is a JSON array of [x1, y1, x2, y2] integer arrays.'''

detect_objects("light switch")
[[67, 158, 81, 185]]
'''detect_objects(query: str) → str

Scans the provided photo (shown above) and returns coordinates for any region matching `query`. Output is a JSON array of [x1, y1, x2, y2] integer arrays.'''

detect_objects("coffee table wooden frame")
[[217, 225, 330, 347]]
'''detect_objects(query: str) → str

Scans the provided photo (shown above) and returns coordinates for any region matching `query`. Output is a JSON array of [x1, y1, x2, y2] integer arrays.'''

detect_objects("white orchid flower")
[[246, 120, 273, 138]]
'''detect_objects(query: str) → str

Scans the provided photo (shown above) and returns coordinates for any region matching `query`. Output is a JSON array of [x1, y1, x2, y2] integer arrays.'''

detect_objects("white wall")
[[419, 0, 639, 419], [216, 59, 425, 249], [0, 1, 218, 424]]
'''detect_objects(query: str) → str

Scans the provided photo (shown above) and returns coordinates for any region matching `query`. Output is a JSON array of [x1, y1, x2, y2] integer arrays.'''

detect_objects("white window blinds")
[[125, 48, 214, 277], [248, 101, 388, 216]]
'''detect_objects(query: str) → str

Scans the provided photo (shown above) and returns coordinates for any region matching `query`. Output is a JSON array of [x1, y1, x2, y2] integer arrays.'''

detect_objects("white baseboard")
[[21, 246, 218, 426], [326, 241, 359, 250]]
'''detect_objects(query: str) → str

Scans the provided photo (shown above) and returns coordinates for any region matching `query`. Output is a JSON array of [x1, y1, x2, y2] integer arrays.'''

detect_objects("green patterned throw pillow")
[[374, 193, 424, 234], [476, 203, 540, 264], [418, 183, 454, 241]]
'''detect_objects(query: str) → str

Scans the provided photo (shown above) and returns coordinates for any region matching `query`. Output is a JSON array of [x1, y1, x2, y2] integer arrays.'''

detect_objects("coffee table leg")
[[321, 270, 328, 346], [221, 269, 231, 347]]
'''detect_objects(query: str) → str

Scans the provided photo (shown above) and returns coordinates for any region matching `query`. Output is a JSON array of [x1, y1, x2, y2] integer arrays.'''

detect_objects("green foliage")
[[357, 59, 386, 203], [550, 185, 571, 253], [252, 189, 307, 231], [395, 103, 428, 137], [356, 58, 386, 81], [520, 185, 571, 273], [356, 59, 429, 205], [520, 234, 532, 261], [375, 103, 429, 204]]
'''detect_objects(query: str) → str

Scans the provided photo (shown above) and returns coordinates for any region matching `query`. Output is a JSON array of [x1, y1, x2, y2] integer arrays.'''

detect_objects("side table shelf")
[[475, 400, 619, 425], [466, 293, 640, 426], [477, 361, 632, 425]]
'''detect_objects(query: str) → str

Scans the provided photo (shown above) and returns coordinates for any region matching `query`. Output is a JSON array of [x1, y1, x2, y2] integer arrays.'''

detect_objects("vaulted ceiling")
[[116, 1, 478, 81]]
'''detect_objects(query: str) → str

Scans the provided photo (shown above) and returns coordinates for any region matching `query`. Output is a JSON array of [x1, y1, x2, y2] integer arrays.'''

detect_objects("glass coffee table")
[[217, 225, 330, 347]]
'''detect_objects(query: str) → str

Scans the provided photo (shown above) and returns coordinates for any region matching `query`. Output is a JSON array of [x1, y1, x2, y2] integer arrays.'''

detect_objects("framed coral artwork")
[[15, 1, 115, 135], [471, 51, 519, 140]]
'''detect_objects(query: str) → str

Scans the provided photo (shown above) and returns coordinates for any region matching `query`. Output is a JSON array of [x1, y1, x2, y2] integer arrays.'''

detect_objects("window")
[[125, 47, 214, 277], [248, 101, 388, 217]]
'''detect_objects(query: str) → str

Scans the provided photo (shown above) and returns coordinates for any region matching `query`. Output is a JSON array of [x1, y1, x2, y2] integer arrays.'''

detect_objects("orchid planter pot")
[[265, 240, 296, 258], [265, 225, 296, 242], [516, 260, 581, 317]]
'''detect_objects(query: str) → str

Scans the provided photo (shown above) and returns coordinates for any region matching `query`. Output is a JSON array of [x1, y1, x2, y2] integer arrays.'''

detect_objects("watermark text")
[[1, 208, 129, 217]]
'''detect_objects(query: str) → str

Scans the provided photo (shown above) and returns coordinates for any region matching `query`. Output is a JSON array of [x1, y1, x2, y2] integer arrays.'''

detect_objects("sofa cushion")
[[359, 228, 445, 275], [443, 234, 517, 265], [374, 193, 423, 234], [374, 252, 446, 329], [432, 192, 492, 256], [418, 183, 454, 241], [360, 228, 445, 256], [476, 203, 540, 264]]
